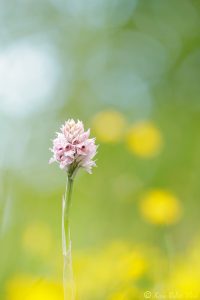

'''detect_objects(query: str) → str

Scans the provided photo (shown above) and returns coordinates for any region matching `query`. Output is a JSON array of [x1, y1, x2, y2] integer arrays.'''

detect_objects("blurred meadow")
[[1, 0, 200, 299]]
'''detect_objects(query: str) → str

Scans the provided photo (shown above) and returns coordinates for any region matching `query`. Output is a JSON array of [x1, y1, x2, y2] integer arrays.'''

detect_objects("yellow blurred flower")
[[117, 250, 147, 281], [92, 110, 126, 143], [74, 241, 148, 298], [168, 238, 200, 296], [22, 222, 53, 258], [139, 189, 182, 225], [170, 268, 200, 296], [6, 275, 63, 300], [127, 121, 163, 158]]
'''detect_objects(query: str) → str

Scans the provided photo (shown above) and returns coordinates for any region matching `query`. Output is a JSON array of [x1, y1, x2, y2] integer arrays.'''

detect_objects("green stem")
[[62, 175, 75, 300], [64, 176, 74, 247]]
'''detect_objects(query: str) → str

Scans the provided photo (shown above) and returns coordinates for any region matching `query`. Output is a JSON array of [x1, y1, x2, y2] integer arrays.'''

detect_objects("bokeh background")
[[1, 0, 200, 299]]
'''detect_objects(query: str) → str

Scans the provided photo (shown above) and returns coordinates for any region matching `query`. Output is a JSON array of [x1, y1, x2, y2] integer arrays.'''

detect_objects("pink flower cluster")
[[49, 119, 97, 174]]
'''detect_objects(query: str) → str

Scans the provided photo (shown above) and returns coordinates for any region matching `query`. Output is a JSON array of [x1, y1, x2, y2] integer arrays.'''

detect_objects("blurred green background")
[[1, 0, 200, 299]]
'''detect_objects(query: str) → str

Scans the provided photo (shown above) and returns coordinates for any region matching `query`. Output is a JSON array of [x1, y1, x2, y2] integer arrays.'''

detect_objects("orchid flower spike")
[[49, 119, 97, 177]]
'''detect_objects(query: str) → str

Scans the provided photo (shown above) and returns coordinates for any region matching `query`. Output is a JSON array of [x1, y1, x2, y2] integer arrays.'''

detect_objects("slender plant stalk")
[[62, 175, 75, 300]]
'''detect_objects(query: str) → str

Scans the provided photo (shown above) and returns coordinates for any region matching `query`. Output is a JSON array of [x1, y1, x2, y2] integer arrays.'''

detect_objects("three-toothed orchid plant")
[[49, 119, 97, 300]]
